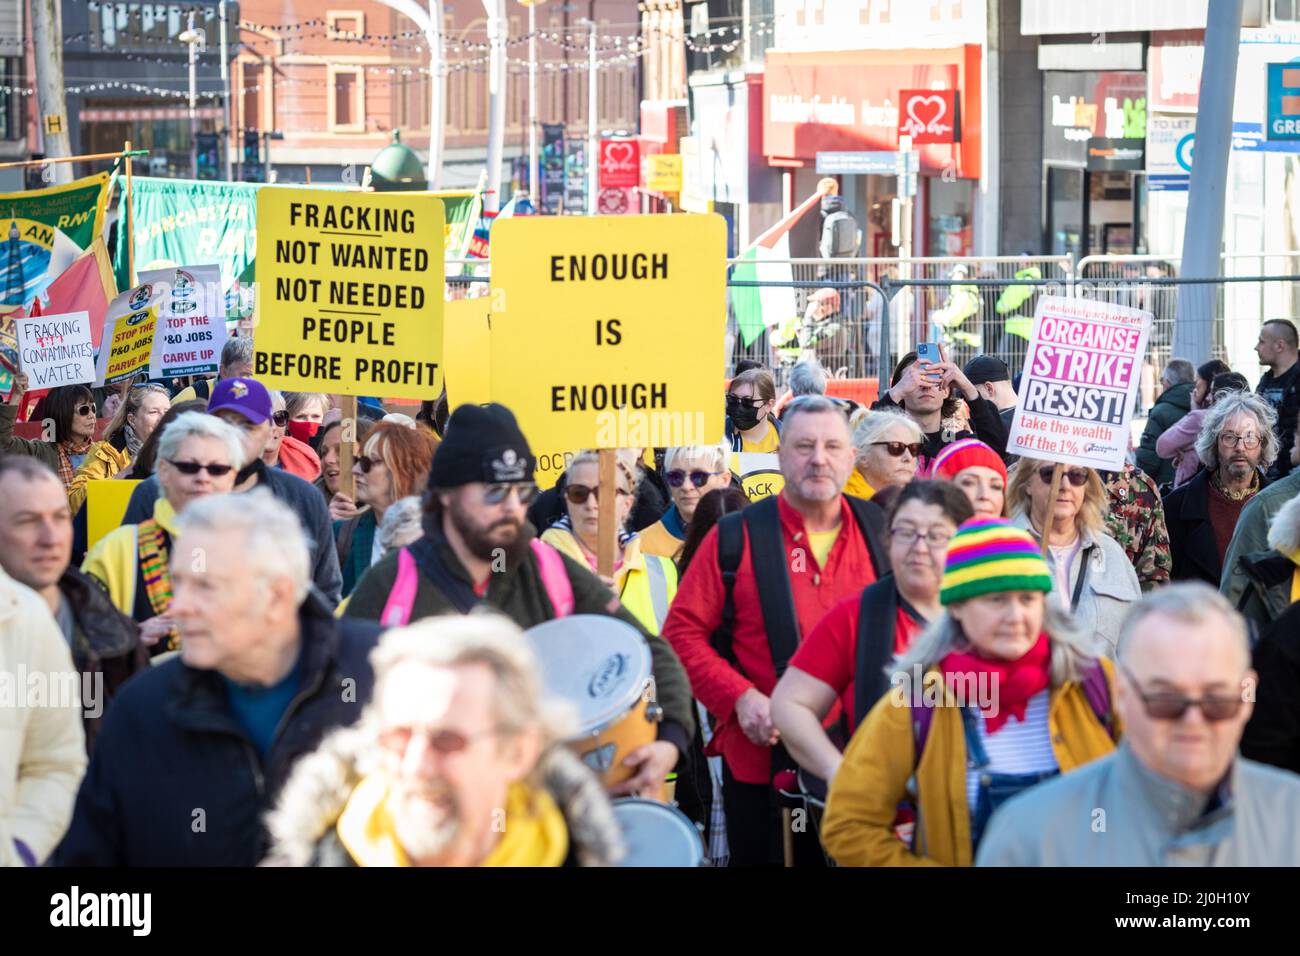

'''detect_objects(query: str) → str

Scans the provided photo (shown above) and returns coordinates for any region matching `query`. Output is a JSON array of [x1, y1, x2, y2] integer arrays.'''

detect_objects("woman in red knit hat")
[[930, 438, 1008, 519]]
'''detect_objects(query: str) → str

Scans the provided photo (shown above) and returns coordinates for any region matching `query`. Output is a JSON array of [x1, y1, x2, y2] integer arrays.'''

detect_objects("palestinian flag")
[[729, 188, 828, 347]]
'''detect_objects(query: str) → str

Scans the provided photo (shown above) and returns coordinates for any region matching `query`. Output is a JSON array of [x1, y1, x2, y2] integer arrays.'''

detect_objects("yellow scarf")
[[1287, 548, 1300, 604], [336, 773, 569, 867], [843, 469, 875, 500]]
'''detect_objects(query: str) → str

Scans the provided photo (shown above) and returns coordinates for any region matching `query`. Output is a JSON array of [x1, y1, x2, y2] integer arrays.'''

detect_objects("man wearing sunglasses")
[[121, 377, 342, 605], [978, 584, 1300, 866], [345, 403, 695, 798]]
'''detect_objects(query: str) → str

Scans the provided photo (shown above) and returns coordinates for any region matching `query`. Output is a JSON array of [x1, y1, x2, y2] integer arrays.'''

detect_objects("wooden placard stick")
[[340, 394, 358, 501], [597, 448, 617, 578]]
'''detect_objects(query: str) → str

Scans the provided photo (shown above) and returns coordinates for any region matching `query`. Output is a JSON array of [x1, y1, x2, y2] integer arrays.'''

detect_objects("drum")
[[525, 615, 662, 789], [611, 798, 705, 867]]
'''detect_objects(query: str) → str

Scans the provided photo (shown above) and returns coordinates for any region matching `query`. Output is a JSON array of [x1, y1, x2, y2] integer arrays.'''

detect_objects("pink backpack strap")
[[380, 547, 420, 627], [530, 539, 574, 618]]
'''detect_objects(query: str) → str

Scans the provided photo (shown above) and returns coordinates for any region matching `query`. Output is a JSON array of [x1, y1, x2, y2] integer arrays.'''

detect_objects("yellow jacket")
[[67, 440, 131, 515], [843, 469, 875, 501], [82, 497, 179, 617], [821, 659, 1119, 867], [540, 527, 679, 634]]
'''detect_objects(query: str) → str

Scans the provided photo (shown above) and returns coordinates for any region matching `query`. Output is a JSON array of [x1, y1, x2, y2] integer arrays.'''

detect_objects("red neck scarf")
[[940, 633, 1051, 734]]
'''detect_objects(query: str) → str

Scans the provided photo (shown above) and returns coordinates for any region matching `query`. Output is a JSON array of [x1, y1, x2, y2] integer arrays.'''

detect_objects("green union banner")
[[1, 173, 109, 306]]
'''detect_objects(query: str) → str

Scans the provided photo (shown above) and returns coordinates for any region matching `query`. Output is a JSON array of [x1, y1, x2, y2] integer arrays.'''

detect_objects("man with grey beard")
[[264, 615, 623, 866]]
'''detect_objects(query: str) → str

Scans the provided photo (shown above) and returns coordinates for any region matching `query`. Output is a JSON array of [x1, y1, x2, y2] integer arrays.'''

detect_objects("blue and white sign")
[[815, 151, 919, 175], [1146, 113, 1194, 191], [1267, 62, 1300, 140]]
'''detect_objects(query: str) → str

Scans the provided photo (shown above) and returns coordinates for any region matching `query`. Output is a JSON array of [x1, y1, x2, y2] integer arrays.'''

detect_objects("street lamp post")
[[578, 17, 597, 215], [219, 0, 233, 181], [178, 12, 207, 180], [373, 0, 446, 189]]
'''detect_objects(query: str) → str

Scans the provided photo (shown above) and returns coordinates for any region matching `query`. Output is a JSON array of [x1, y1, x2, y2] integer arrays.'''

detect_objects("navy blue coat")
[[52, 591, 380, 867]]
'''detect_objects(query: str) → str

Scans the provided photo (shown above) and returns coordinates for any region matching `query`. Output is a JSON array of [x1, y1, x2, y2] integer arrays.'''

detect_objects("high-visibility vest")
[[619, 552, 679, 635]]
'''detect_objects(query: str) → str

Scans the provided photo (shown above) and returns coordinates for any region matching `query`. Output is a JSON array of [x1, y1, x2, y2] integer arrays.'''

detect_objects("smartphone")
[[915, 342, 943, 380]]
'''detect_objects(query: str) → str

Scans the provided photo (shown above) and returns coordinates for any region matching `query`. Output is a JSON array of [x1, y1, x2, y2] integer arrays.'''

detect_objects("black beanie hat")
[[428, 403, 535, 488]]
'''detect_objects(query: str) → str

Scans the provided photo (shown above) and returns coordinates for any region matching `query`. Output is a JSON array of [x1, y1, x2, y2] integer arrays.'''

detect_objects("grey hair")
[[664, 441, 730, 475], [220, 335, 254, 371], [894, 600, 1103, 689], [1194, 390, 1278, 471], [157, 411, 246, 470], [789, 359, 828, 397], [370, 614, 576, 755], [851, 408, 925, 463], [1117, 582, 1250, 670], [268, 389, 285, 411], [378, 495, 424, 553], [173, 488, 311, 602], [1162, 358, 1195, 387], [782, 393, 849, 432], [564, 449, 641, 496], [284, 392, 331, 420]]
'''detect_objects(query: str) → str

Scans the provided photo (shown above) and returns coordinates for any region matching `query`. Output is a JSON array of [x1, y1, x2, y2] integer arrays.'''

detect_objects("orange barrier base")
[[826, 378, 879, 407]]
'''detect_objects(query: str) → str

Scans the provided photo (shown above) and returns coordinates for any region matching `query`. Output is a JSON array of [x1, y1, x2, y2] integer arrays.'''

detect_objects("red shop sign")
[[898, 89, 960, 144], [598, 139, 641, 189]]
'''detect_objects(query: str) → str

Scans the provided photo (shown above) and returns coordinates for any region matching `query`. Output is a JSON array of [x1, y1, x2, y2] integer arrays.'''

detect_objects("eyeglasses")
[[565, 483, 632, 505], [872, 440, 922, 458], [166, 459, 235, 477], [1037, 466, 1090, 487], [75, 403, 97, 417], [379, 725, 504, 757], [355, 454, 379, 474], [1119, 664, 1245, 722], [726, 395, 766, 410], [666, 469, 724, 489], [271, 410, 289, 427], [1218, 432, 1261, 449], [889, 525, 955, 549], [483, 482, 539, 506]]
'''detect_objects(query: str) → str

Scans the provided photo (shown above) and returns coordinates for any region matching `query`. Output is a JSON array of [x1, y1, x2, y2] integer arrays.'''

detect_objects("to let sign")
[[598, 140, 641, 189], [253, 189, 445, 399], [898, 90, 959, 145], [488, 215, 726, 466]]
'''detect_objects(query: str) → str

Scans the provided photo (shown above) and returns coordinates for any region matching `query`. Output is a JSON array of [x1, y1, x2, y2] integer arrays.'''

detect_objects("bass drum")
[[611, 798, 705, 867]]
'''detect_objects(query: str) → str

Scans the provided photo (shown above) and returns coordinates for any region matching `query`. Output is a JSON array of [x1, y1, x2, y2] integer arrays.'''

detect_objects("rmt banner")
[[253, 189, 445, 399], [1007, 295, 1152, 471]]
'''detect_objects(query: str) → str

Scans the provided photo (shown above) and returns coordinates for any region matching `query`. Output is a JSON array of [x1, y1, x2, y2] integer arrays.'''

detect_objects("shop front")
[[761, 46, 982, 259], [1041, 71, 1148, 258]]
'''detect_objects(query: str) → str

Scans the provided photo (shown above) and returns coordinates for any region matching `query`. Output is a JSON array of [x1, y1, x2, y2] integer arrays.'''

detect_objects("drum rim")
[[527, 616, 654, 730], [611, 797, 705, 866]]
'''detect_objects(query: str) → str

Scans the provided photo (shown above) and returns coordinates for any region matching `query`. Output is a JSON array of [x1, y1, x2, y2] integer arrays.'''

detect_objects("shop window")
[[328, 12, 365, 39], [1274, 0, 1299, 22], [927, 176, 973, 257], [330, 67, 365, 132]]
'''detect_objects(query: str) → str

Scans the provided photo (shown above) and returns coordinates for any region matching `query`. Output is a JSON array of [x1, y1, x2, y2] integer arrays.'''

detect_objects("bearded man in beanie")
[[344, 403, 695, 798]]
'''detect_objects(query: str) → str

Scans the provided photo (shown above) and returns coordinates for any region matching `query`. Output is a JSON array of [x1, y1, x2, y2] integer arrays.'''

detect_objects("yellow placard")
[[86, 479, 141, 550], [102, 305, 158, 385], [252, 188, 446, 399], [489, 215, 726, 460], [646, 154, 683, 193], [442, 298, 491, 411]]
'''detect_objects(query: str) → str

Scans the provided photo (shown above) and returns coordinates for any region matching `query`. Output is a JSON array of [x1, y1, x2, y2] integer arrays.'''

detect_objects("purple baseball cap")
[[207, 377, 272, 425]]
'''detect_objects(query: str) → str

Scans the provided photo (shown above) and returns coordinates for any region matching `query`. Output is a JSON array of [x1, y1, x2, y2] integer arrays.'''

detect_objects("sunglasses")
[[1037, 466, 1090, 487], [1120, 665, 1245, 722], [167, 459, 235, 477], [271, 410, 289, 427], [355, 454, 379, 474], [872, 440, 922, 458], [726, 395, 766, 410], [483, 482, 539, 506], [565, 483, 632, 505], [666, 469, 723, 489], [75, 403, 97, 417], [380, 725, 502, 757]]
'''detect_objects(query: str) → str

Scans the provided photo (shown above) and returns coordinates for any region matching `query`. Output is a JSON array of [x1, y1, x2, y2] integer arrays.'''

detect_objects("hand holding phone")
[[916, 342, 943, 382]]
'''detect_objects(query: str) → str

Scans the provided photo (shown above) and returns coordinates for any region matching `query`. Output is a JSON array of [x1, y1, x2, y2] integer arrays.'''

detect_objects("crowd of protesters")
[[3, 318, 1300, 869]]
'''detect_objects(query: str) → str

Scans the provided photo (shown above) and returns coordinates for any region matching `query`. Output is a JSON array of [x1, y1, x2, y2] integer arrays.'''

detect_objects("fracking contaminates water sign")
[[489, 214, 726, 453], [15, 311, 96, 387], [1007, 295, 1152, 471], [253, 188, 445, 399]]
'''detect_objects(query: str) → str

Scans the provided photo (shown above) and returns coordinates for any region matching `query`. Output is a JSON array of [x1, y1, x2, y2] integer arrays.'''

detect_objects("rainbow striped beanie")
[[939, 518, 1054, 606]]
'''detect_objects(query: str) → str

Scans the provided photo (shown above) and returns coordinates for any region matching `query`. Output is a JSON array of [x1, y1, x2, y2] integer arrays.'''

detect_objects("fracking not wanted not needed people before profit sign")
[[252, 189, 446, 400]]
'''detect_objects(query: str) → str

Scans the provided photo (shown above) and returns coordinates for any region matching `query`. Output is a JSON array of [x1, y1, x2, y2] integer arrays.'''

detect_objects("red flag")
[[38, 237, 116, 349]]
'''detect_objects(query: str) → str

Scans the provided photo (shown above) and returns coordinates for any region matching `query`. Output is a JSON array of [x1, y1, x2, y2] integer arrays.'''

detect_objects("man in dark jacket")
[[119, 377, 343, 604], [53, 491, 379, 866], [0, 457, 147, 755], [345, 403, 694, 799], [1136, 359, 1195, 487], [1255, 318, 1300, 479]]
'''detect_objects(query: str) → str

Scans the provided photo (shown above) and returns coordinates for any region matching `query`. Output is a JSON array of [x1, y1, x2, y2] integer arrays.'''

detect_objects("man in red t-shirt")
[[662, 395, 889, 865]]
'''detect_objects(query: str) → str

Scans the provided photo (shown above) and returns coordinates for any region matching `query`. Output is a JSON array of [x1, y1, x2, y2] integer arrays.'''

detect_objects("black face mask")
[[727, 396, 762, 431]]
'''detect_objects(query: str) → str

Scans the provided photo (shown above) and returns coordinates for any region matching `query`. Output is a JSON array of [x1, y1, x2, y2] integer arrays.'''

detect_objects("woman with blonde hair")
[[1005, 458, 1141, 652], [846, 408, 924, 500], [821, 518, 1120, 867]]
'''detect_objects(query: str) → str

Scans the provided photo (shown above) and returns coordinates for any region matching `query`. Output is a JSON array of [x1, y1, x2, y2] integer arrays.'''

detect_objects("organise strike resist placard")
[[1007, 296, 1152, 471], [489, 214, 726, 455], [253, 189, 445, 399]]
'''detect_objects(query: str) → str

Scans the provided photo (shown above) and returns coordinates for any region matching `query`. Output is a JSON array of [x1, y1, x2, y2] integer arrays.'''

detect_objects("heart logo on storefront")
[[603, 142, 636, 168], [905, 95, 950, 135]]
